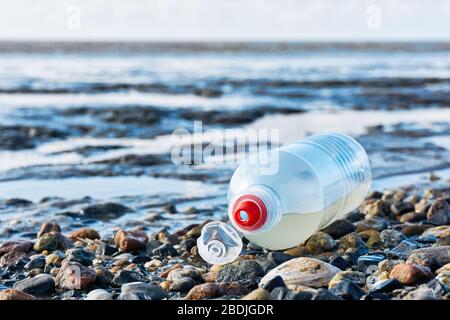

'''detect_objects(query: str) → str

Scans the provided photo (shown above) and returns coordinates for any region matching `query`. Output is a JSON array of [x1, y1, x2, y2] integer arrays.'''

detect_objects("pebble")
[[338, 233, 369, 253], [422, 226, 450, 238], [267, 251, 294, 265], [94, 267, 113, 286], [367, 278, 403, 294], [218, 282, 250, 297], [114, 229, 148, 252], [389, 263, 432, 285], [362, 199, 389, 218], [55, 261, 97, 290], [216, 260, 265, 287], [241, 288, 271, 300], [305, 231, 337, 254], [355, 217, 389, 232], [407, 246, 450, 271], [378, 259, 404, 274], [37, 222, 61, 238], [85, 289, 112, 300], [321, 219, 356, 239], [33, 231, 73, 252], [358, 229, 382, 249], [426, 198, 450, 225], [0, 240, 33, 256], [0, 289, 37, 300], [380, 229, 405, 248], [403, 286, 439, 300], [389, 239, 424, 259], [311, 289, 343, 300], [112, 270, 146, 287], [169, 277, 195, 292], [185, 283, 223, 300], [328, 271, 366, 288], [259, 257, 341, 289], [13, 274, 55, 296], [64, 248, 95, 266], [80, 202, 130, 220], [329, 279, 365, 300], [167, 267, 202, 282], [0, 251, 28, 269], [152, 243, 178, 257], [24, 255, 46, 270], [69, 228, 101, 241], [119, 282, 167, 300], [329, 256, 352, 270], [357, 253, 386, 273], [260, 275, 286, 292]]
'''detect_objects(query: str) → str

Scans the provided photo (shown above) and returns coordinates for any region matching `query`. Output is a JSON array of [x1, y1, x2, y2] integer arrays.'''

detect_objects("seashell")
[[259, 257, 341, 288]]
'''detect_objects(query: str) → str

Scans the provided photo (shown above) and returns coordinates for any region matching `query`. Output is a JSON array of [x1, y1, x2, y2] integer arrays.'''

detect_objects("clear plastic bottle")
[[197, 132, 371, 264]]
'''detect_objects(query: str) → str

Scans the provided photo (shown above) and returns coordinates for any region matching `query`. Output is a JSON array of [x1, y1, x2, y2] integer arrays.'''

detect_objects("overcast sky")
[[0, 0, 449, 41]]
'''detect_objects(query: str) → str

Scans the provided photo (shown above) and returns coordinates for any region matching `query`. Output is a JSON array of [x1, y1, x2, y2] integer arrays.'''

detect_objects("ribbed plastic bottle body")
[[227, 132, 371, 250]]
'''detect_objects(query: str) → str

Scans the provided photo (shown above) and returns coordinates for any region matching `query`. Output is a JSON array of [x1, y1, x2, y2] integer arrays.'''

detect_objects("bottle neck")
[[228, 184, 282, 234]]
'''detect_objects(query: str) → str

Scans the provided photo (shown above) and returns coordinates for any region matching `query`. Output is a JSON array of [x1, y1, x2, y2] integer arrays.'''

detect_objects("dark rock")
[[416, 234, 438, 244], [112, 270, 146, 287], [389, 239, 424, 259], [329, 280, 365, 300], [427, 198, 450, 225], [5, 198, 33, 206], [338, 233, 369, 253], [24, 255, 46, 270], [119, 282, 167, 300], [64, 248, 95, 266], [80, 203, 131, 221], [311, 289, 343, 300], [163, 203, 177, 214], [380, 229, 405, 248], [152, 243, 178, 257], [260, 275, 286, 292], [284, 290, 313, 300], [357, 253, 386, 273], [170, 277, 195, 292], [355, 217, 389, 232], [216, 260, 265, 288], [305, 231, 337, 254], [368, 279, 403, 294], [321, 219, 356, 239], [330, 256, 352, 270], [268, 252, 294, 265], [13, 274, 55, 296], [179, 238, 197, 252], [269, 287, 288, 300]]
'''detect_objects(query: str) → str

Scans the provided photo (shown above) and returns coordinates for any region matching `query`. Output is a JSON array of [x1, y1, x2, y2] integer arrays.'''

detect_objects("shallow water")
[[0, 42, 449, 240]]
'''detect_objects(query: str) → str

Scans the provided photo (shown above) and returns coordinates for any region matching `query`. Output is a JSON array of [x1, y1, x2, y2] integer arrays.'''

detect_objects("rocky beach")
[[0, 42, 449, 300]]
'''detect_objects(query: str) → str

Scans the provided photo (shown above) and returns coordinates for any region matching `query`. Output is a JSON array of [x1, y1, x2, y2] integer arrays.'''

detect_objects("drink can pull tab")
[[197, 221, 243, 265]]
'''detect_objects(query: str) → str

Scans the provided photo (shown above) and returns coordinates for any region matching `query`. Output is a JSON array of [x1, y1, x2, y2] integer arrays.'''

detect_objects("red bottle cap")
[[232, 194, 267, 231]]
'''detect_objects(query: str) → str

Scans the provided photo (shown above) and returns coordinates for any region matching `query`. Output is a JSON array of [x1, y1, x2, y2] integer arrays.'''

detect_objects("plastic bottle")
[[197, 132, 371, 264]]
